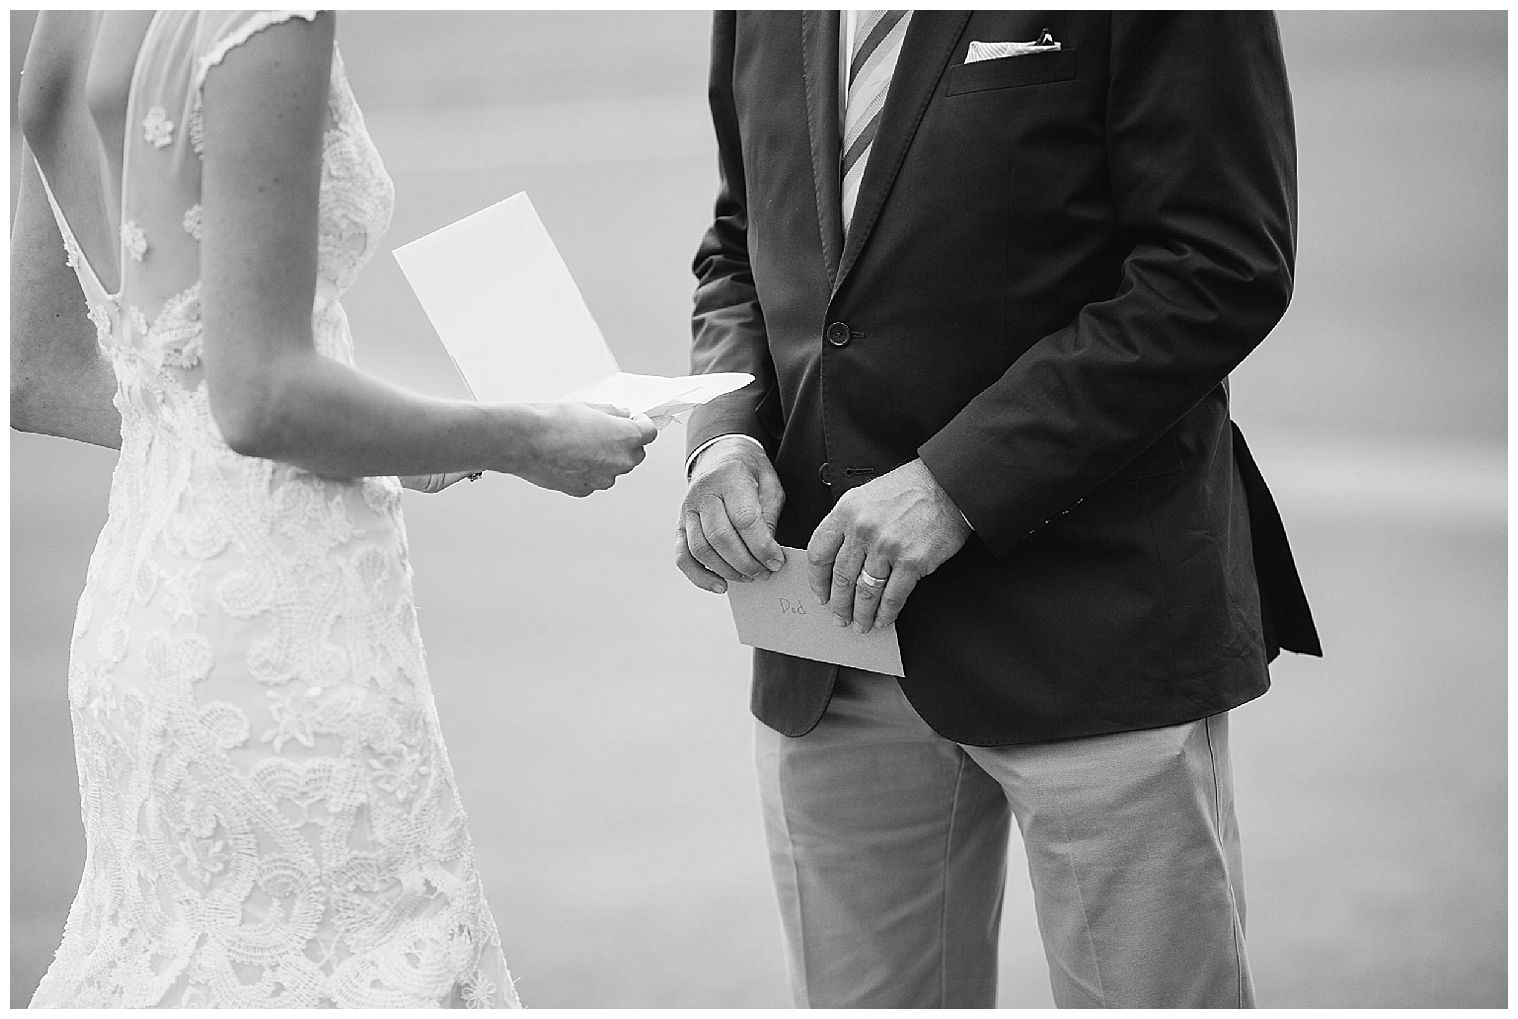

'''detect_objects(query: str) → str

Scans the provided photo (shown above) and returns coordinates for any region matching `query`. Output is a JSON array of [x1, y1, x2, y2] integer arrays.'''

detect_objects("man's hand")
[[676, 437, 786, 594], [806, 458, 971, 634]]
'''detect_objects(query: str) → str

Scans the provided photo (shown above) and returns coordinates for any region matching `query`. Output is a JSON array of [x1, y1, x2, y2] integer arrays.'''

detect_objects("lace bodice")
[[29, 12, 518, 1008]]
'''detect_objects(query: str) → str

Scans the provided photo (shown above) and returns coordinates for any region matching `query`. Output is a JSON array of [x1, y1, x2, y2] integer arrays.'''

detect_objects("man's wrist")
[[914, 456, 974, 534], [686, 433, 767, 479]]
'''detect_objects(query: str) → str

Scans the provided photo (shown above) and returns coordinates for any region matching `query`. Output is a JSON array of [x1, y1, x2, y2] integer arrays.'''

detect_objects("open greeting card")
[[393, 192, 751, 424]]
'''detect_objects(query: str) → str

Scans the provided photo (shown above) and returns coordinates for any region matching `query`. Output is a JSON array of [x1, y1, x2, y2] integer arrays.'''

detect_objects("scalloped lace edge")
[[194, 11, 321, 94]]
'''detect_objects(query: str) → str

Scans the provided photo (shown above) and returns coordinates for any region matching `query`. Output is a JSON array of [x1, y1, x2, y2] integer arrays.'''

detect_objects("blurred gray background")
[[10, 11, 1506, 1008]]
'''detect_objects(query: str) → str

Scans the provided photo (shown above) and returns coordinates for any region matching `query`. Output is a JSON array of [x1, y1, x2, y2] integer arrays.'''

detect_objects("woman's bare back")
[[19, 11, 155, 295]]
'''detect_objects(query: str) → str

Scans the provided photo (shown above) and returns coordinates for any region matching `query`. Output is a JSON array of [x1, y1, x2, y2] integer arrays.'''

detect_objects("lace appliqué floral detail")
[[183, 204, 203, 241], [462, 972, 498, 1008], [158, 567, 200, 625], [127, 306, 150, 342], [176, 826, 231, 885], [316, 52, 397, 296], [85, 300, 114, 348], [367, 740, 432, 802], [143, 106, 174, 148], [143, 284, 203, 369], [263, 685, 324, 752], [188, 98, 205, 157], [121, 220, 148, 262]]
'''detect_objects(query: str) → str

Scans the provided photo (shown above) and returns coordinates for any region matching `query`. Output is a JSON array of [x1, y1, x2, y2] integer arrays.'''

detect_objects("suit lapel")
[[800, 11, 844, 287], [835, 10, 970, 290]]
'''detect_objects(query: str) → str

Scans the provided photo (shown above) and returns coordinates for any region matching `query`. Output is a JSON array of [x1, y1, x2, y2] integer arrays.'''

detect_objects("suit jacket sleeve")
[[685, 11, 781, 462], [918, 12, 1298, 557]]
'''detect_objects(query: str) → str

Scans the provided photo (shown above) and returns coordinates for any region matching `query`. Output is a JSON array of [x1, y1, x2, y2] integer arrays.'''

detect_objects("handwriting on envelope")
[[725, 547, 904, 676], [392, 192, 751, 424]]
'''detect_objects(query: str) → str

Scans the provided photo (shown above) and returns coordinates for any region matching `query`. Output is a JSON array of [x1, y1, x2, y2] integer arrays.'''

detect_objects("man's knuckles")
[[685, 526, 715, 558], [726, 502, 763, 531]]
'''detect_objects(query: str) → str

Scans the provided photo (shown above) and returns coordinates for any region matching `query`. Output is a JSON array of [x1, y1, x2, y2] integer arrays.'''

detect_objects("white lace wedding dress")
[[29, 11, 520, 1008]]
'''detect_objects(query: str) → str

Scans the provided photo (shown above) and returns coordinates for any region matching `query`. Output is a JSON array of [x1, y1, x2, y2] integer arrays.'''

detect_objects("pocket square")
[[965, 31, 1061, 64]]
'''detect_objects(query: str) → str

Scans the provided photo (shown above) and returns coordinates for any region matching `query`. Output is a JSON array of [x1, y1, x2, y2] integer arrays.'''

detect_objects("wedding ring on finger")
[[857, 569, 888, 588]]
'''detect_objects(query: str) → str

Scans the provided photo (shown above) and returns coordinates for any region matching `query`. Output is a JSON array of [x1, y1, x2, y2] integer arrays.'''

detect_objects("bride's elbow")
[[11, 373, 43, 434], [208, 371, 293, 460], [10, 359, 61, 435]]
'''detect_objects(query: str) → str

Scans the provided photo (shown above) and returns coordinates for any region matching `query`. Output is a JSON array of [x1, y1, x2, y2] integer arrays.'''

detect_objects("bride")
[[12, 10, 656, 1008]]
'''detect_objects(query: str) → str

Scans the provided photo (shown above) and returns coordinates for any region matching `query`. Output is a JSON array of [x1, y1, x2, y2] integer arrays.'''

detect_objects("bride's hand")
[[400, 471, 477, 494], [512, 402, 658, 497]]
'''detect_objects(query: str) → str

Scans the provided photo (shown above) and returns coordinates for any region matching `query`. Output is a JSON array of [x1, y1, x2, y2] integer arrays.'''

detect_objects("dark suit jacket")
[[687, 11, 1321, 746]]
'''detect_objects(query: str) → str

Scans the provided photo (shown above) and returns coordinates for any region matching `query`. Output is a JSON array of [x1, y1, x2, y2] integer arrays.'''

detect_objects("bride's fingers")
[[630, 414, 657, 443]]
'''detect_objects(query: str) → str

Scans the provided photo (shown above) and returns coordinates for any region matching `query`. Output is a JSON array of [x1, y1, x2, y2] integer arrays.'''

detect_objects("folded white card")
[[393, 192, 751, 424], [565, 371, 754, 427], [726, 547, 905, 677]]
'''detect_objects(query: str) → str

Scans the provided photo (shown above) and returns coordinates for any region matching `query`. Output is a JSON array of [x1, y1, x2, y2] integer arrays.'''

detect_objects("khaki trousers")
[[755, 668, 1253, 1008]]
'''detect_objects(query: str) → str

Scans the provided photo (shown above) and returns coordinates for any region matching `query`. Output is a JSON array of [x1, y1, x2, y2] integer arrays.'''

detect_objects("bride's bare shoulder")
[[197, 11, 335, 84]]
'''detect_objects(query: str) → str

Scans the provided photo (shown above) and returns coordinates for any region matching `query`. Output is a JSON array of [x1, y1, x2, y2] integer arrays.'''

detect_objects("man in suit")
[[674, 11, 1320, 1008]]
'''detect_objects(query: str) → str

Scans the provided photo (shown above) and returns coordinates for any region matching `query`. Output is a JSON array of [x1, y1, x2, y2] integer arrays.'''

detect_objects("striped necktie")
[[841, 9, 912, 234]]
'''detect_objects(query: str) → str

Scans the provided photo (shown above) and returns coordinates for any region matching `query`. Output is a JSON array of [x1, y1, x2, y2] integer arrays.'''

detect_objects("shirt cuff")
[[686, 433, 767, 478]]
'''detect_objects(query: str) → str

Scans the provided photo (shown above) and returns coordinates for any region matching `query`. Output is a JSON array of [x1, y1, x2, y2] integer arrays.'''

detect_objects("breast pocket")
[[946, 49, 1077, 96]]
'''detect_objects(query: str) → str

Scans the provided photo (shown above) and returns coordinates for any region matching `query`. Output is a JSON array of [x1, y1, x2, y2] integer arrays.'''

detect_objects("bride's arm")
[[11, 141, 123, 449], [200, 13, 652, 494]]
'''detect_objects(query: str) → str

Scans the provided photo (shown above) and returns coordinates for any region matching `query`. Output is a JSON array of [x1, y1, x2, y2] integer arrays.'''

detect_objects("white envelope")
[[725, 547, 905, 677], [393, 192, 751, 424]]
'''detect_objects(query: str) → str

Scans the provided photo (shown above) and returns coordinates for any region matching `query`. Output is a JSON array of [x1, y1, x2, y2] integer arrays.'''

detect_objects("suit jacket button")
[[818, 461, 834, 485], [825, 322, 851, 347]]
